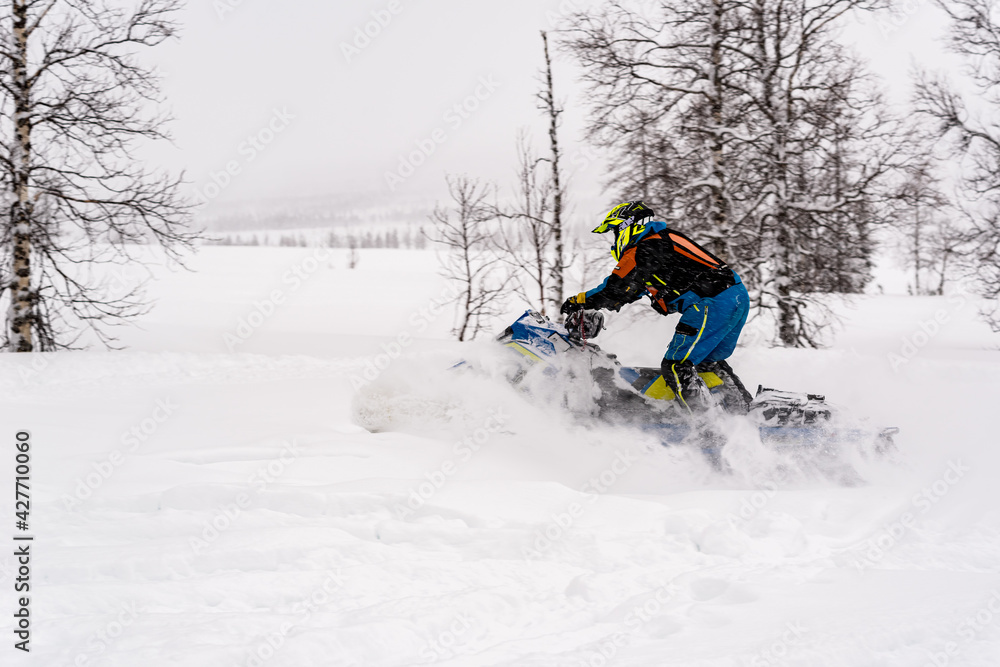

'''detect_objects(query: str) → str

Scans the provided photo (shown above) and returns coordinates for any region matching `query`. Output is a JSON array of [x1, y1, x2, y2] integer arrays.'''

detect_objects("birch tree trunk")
[[540, 31, 566, 313], [8, 0, 34, 351]]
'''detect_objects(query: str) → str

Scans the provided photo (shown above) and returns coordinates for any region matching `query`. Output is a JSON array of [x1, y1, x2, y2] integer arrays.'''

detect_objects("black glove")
[[560, 294, 585, 316]]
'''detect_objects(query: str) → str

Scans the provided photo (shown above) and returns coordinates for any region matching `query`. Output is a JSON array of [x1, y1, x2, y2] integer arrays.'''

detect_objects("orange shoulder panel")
[[612, 246, 637, 277], [669, 233, 719, 268], [674, 247, 718, 268]]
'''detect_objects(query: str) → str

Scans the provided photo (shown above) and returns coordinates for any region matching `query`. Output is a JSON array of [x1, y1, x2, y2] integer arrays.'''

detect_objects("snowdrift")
[[2, 246, 999, 666]]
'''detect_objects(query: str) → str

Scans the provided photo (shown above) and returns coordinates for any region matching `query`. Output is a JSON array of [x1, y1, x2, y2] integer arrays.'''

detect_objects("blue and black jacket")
[[581, 220, 739, 315]]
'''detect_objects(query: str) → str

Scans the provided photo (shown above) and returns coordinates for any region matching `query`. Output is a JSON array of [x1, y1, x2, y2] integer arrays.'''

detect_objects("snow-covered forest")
[[1, 1, 999, 666]]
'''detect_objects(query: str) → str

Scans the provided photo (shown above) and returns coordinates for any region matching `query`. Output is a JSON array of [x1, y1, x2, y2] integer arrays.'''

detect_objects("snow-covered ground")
[[2, 246, 1000, 666]]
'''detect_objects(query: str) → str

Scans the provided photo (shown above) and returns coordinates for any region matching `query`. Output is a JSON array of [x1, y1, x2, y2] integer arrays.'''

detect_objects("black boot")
[[660, 359, 710, 413], [696, 359, 752, 415]]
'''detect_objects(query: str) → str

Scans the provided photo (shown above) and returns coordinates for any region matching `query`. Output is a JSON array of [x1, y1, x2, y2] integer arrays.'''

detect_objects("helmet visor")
[[593, 202, 635, 234]]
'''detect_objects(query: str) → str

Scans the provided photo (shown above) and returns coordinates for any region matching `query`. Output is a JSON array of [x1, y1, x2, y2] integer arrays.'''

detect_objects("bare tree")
[[893, 157, 964, 295], [0, 0, 195, 351], [428, 176, 507, 341], [539, 30, 569, 311], [566, 0, 904, 347], [915, 0, 1000, 328], [742, 0, 904, 346], [490, 32, 572, 319], [347, 235, 359, 270], [492, 132, 556, 316], [565, 0, 754, 262]]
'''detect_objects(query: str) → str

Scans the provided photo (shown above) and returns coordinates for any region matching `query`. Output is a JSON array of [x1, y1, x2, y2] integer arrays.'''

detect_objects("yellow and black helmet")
[[592, 201, 654, 234]]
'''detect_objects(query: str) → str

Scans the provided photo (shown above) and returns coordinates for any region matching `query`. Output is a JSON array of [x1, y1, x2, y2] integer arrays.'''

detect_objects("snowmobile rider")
[[560, 201, 753, 413]]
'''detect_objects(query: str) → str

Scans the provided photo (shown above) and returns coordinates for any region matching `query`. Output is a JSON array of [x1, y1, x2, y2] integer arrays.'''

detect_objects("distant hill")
[[196, 193, 437, 232]]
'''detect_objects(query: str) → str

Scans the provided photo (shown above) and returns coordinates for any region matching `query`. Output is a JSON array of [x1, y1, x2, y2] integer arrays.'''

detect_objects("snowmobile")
[[492, 309, 898, 467]]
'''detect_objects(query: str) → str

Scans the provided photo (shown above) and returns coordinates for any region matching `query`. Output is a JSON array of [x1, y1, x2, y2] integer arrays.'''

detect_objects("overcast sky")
[[141, 0, 957, 222]]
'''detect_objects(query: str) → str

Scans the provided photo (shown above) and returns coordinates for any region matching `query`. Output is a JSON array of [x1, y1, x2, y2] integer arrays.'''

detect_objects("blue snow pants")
[[662, 278, 749, 366]]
